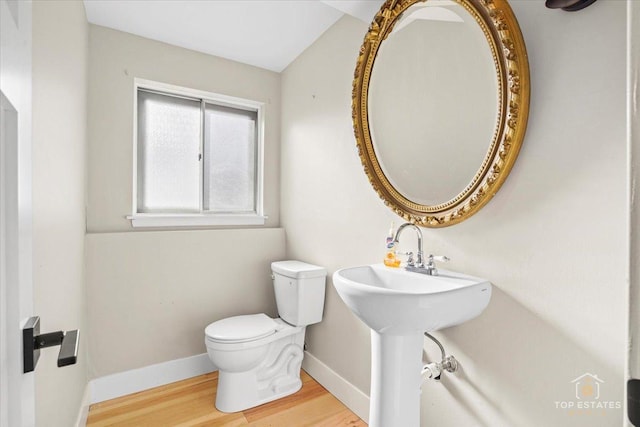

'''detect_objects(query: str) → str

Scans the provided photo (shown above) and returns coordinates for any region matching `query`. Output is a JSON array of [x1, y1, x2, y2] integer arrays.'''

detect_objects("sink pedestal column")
[[369, 331, 423, 427]]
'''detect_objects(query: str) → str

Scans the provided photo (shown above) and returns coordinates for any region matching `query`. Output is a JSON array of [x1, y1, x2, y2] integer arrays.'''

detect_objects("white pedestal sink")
[[333, 264, 491, 427]]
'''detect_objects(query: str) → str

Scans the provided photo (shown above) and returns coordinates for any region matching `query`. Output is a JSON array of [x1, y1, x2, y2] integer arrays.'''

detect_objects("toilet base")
[[214, 327, 306, 412]]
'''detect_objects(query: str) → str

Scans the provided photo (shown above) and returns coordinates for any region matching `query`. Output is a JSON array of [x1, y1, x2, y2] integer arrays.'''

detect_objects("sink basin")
[[333, 263, 492, 427], [333, 263, 491, 334]]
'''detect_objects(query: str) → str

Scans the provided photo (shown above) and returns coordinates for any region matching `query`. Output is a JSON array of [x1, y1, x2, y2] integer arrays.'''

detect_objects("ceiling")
[[83, 0, 384, 72]]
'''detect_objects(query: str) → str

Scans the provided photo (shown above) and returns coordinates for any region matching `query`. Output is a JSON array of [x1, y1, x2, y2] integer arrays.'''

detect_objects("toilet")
[[204, 260, 327, 412]]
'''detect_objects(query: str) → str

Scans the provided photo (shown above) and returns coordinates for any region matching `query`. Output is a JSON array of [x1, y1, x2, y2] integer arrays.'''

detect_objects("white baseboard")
[[302, 351, 370, 423], [75, 384, 91, 427], [89, 353, 215, 404]]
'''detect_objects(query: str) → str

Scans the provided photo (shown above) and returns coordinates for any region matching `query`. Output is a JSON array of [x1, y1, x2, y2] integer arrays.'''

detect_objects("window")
[[130, 79, 265, 227]]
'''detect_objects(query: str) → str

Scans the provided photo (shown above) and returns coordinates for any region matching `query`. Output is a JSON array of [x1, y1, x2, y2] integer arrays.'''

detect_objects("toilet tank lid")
[[271, 260, 327, 279], [205, 314, 279, 343]]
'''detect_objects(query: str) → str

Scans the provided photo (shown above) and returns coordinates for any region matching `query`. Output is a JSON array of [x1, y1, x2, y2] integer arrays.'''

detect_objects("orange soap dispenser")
[[383, 222, 401, 268]]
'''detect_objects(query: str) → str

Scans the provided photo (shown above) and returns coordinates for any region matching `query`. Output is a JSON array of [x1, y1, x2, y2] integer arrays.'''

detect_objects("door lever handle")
[[58, 330, 79, 367], [23, 316, 79, 373]]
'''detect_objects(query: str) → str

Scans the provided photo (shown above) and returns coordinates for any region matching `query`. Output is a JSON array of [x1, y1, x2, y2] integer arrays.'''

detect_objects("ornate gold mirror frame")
[[353, 0, 530, 227]]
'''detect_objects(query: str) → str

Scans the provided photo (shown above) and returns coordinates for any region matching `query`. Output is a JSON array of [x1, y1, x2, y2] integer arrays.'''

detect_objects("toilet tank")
[[271, 261, 327, 326]]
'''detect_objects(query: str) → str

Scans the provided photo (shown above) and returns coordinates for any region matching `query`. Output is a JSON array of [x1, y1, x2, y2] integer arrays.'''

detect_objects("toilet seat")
[[205, 313, 281, 343]]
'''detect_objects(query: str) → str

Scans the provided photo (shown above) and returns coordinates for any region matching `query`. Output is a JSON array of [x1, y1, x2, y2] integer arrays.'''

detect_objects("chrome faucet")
[[392, 223, 449, 276], [392, 223, 425, 269]]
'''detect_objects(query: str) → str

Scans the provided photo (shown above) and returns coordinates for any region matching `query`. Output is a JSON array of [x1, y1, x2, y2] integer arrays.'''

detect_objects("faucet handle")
[[425, 255, 449, 276], [396, 251, 415, 266], [431, 255, 450, 263]]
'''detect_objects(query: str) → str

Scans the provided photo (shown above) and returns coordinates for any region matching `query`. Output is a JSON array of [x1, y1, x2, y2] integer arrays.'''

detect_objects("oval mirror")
[[353, 0, 530, 227]]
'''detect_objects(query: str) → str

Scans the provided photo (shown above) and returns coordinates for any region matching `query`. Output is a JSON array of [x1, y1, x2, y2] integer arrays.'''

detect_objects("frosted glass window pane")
[[203, 104, 257, 213], [137, 91, 201, 213]]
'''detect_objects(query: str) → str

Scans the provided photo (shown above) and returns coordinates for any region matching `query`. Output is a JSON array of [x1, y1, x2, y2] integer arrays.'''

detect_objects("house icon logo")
[[555, 373, 620, 413], [571, 373, 603, 400]]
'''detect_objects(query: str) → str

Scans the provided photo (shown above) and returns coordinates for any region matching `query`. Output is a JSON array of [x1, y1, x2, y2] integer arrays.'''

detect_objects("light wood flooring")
[[86, 370, 367, 426]]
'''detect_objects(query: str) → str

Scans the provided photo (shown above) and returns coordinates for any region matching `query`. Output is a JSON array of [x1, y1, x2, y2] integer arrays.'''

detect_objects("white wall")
[[32, 1, 88, 426], [86, 26, 286, 378], [281, 1, 628, 426], [86, 228, 284, 377]]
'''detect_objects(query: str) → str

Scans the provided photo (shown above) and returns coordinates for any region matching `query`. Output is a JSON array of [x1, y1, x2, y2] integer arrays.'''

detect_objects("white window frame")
[[129, 79, 266, 228]]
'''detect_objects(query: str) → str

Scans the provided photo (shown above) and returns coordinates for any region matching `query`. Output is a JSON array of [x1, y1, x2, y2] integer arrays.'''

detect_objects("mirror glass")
[[368, 0, 498, 206]]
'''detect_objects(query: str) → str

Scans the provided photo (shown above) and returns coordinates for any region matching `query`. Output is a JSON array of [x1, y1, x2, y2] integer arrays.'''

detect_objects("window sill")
[[127, 213, 267, 228]]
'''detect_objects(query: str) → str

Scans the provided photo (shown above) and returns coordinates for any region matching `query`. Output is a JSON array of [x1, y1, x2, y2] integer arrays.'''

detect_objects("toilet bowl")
[[204, 261, 326, 412]]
